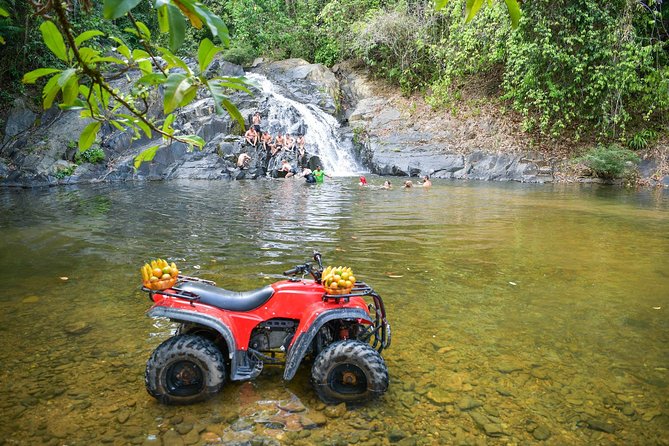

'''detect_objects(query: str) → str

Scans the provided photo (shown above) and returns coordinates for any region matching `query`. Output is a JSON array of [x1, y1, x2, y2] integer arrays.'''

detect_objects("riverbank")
[[1, 58, 667, 188], [336, 60, 669, 187]]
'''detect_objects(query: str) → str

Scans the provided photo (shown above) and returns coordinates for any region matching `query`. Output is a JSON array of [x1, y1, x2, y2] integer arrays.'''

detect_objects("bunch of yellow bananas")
[[321, 265, 356, 295], [140, 258, 179, 290]]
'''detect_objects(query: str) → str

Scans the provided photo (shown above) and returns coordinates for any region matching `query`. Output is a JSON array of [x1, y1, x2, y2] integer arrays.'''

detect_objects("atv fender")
[[283, 308, 372, 381], [147, 307, 239, 375]]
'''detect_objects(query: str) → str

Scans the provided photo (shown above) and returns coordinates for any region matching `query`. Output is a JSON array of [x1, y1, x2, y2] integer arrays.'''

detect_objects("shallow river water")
[[0, 178, 668, 446]]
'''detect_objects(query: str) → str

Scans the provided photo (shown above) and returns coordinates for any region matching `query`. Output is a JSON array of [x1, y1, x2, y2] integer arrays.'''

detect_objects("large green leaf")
[[163, 73, 196, 114], [157, 4, 169, 33], [134, 145, 160, 169], [135, 21, 152, 39], [0, 6, 9, 17], [57, 68, 76, 88], [504, 0, 521, 28], [191, 2, 229, 46], [465, 0, 485, 23], [157, 46, 190, 73], [78, 47, 101, 64], [179, 135, 205, 150], [79, 121, 102, 151], [136, 73, 168, 85], [74, 30, 105, 46], [162, 113, 175, 136], [62, 76, 79, 105], [434, 0, 449, 11], [42, 74, 61, 109], [40, 21, 69, 63], [173, 0, 203, 29], [22, 68, 62, 84], [118, 113, 152, 139], [197, 38, 222, 73], [221, 97, 245, 130], [209, 76, 252, 94], [166, 3, 186, 52], [103, 0, 142, 20]]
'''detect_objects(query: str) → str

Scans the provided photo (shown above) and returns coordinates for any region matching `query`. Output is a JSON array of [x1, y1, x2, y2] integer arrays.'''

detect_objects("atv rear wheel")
[[145, 334, 226, 405], [311, 340, 389, 404]]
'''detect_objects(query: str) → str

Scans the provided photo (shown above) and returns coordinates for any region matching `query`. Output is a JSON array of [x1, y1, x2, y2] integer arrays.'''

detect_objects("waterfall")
[[246, 73, 361, 176]]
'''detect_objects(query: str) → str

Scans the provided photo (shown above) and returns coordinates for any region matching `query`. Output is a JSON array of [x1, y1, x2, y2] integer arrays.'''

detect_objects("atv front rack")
[[324, 281, 391, 353], [141, 275, 214, 303]]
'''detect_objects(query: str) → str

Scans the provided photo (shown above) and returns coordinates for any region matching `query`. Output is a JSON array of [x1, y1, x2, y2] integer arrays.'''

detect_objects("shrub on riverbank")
[[576, 144, 640, 180]]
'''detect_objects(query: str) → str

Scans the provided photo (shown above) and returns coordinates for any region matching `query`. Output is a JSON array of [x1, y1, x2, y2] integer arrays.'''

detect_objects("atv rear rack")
[[141, 275, 215, 303], [324, 281, 391, 353]]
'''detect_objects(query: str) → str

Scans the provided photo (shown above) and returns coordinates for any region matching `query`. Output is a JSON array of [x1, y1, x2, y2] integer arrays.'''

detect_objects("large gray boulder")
[[339, 64, 556, 183], [251, 59, 339, 114], [2, 98, 37, 144]]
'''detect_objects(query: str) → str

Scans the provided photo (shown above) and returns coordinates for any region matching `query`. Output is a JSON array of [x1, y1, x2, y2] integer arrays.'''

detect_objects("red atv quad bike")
[[141, 251, 391, 405]]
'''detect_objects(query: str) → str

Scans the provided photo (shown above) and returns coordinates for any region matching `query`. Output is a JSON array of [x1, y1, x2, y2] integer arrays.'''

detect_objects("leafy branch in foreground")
[[434, 0, 521, 28], [21, 0, 251, 168]]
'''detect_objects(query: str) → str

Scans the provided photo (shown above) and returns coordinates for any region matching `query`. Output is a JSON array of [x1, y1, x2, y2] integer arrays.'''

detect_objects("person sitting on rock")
[[237, 152, 251, 169], [261, 132, 273, 152], [271, 133, 285, 156], [297, 134, 305, 151], [244, 127, 258, 147], [280, 159, 295, 178], [284, 133, 296, 153], [252, 112, 261, 133]]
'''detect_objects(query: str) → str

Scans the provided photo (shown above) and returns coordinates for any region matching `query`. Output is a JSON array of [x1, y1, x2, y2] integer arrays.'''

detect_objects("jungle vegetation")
[[0, 0, 667, 156]]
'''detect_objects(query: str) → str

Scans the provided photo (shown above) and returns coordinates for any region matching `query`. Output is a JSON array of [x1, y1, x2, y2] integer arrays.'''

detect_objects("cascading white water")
[[246, 73, 360, 176]]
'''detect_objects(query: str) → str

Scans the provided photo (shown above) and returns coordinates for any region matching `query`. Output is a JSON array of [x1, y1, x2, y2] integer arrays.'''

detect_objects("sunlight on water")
[[0, 178, 667, 445]]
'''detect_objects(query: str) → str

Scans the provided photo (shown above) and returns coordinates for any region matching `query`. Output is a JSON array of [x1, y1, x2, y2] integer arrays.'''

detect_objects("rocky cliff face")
[[1, 58, 666, 187], [336, 62, 667, 186]]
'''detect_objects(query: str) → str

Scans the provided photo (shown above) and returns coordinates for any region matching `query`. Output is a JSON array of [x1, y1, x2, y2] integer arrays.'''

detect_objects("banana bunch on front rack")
[[321, 265, 356, 295]]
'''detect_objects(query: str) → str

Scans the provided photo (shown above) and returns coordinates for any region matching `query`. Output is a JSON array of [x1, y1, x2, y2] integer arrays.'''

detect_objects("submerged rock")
[[63, 321, 92, 335]]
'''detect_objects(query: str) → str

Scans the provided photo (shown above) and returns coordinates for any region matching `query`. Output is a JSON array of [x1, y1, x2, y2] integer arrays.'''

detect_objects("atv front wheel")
[[145, 334, 226, 405], [311, 340, 389, 404]]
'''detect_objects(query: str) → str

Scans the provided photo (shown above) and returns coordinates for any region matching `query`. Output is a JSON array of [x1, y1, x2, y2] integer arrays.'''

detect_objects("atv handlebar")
[[283, 251, 324, 282]]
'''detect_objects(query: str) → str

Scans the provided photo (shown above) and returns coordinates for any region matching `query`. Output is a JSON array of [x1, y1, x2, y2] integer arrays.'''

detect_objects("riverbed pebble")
[[63, 321, 92, 335], [532, 425, 551, 440], [324, 403, 347, 418], [162, 429, 184, 446], [457, 396, 483, 411]]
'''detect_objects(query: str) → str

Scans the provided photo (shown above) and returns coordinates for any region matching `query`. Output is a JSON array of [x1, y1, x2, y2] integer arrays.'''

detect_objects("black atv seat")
[[174, 281, 275, 312]]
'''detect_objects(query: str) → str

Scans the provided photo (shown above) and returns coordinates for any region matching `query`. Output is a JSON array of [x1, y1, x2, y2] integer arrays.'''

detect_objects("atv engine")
[[249, 319, 296, 352]]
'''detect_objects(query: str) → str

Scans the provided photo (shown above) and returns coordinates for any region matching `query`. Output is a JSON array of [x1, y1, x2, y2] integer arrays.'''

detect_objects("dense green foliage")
[[220, 0, 668, 140], [2, 0, 667, 149], [9, 0, 249, 167], [576, 144, 640, 179], [503, 0, 668, 138]]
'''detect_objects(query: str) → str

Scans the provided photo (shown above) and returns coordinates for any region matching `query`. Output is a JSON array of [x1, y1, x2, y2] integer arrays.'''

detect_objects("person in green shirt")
[[313, 166, 331, 183]]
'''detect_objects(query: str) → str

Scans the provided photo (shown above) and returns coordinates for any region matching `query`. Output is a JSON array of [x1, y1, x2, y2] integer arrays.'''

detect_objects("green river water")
[[0, 178, 667, 446]]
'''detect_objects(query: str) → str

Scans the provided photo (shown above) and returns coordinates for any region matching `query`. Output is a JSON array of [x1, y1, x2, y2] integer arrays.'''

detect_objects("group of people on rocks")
[[238, 111, 333, 183], [239, 112, 432, 186], [243, 112, 309, 166]]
